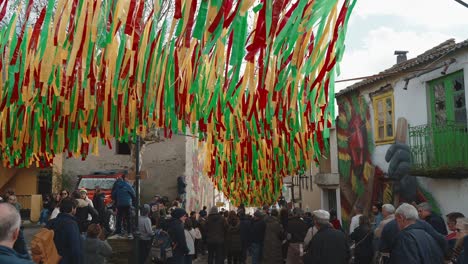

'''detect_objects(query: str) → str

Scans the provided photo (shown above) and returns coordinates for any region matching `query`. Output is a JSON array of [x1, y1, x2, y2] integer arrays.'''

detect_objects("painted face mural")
[[337, 93, 386, 226]]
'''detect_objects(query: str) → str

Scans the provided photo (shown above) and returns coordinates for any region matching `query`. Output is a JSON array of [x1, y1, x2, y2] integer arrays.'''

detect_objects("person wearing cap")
[[303, 209, 350, 264], [206, 206, 227, 264], [168, 208, 189, 264], [79, 188, 94, 208]]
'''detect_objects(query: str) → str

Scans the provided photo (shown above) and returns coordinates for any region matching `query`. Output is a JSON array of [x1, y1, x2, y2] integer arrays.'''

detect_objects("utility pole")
[[133, 136, 141, 263]]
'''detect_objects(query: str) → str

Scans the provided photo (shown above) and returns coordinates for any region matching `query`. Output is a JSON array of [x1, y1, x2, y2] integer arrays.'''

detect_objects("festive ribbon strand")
[[0, 0, 356, 205]]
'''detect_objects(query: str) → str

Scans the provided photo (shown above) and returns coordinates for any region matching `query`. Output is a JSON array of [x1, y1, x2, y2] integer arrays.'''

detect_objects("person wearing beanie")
[[138, 204, 154, 263], [303, 209, 350, 264], [206, 206, 227, 264], [167, 208, 189, 264]]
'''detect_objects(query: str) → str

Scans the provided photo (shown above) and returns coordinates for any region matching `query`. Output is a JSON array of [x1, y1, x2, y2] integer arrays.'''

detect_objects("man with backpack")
[[0, 203, 33, 264], [47, 197, 82, 264]]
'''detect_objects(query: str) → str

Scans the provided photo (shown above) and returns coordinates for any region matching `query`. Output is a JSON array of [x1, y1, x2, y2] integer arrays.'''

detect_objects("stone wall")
[[61, 135, 186, 203]]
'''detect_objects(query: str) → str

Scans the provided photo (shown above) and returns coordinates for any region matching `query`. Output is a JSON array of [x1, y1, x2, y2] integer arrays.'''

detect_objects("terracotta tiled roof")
[[337, 38, 468, 97]]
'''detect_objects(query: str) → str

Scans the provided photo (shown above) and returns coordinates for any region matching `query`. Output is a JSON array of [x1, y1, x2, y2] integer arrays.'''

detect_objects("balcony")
[[409, 122, 468, 178]]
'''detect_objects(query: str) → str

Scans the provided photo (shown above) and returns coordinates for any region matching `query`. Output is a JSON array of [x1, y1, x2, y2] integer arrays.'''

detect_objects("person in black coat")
[[92, 186, 111, 234], [238, 210, 251, 264], [47, 198, 82, 264], [206, 206, 227, 264], [250, 210, 266, 264], [417, 202, 448, 235], [390, 203, 447, 264], [225, 212, 242, 264], [303, 210, 350, 264], [167, 208, 189, 264], [350, 215, 374, 264]]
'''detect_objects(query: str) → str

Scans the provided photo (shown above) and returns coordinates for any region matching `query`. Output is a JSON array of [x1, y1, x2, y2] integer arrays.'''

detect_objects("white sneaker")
[[127, 234, 134, 239]]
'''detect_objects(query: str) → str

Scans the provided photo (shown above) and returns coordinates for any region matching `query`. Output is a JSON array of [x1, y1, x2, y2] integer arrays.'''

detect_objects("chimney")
[[394, 50, 408, 64]]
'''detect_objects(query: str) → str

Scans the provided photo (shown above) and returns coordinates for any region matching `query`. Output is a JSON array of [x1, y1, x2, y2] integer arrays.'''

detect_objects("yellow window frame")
[[372, 91, 395, 145]]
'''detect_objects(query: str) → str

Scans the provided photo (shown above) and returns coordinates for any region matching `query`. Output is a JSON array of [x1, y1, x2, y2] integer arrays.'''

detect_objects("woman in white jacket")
[[184, 218, 202, 264]]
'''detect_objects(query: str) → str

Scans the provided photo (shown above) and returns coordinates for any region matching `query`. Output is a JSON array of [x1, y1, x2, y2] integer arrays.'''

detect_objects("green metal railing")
[[409, 122, 468, 176]]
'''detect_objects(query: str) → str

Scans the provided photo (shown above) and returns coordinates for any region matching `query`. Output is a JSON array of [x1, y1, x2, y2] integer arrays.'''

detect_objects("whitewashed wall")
[[363, 50, 468, 217]]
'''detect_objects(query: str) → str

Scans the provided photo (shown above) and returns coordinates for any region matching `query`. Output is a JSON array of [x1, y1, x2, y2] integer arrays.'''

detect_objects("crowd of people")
[[146, 201, 468, 264], [2, 181, 468, 264]]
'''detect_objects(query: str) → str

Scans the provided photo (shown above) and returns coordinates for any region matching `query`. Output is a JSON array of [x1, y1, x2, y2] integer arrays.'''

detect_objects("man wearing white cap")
[[302, 209, 350, 264]]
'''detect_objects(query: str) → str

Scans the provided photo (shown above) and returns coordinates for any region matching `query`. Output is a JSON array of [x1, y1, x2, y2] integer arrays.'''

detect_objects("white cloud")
[[336, 27, 453, 91], [353, 0, 468, 30]]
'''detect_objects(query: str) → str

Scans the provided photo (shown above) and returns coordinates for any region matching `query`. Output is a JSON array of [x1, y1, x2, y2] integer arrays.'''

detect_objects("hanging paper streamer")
[[0, 0, 356, 205]]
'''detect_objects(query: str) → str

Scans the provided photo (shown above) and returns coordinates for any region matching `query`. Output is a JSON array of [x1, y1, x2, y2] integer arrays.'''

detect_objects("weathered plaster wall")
[[0, 167, 39, 195], [300, 164, 322, 212], [62, 135, 186, 203], [185, 135, 215, 213]]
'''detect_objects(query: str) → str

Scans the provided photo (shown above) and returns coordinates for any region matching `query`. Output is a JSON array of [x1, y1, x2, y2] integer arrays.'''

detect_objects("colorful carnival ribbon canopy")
[[0, 0, 355, 205]]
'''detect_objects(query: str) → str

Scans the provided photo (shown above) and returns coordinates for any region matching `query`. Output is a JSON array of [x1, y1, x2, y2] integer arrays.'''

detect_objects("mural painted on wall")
[[186, 143, 213, 213], [337, 92, 441, 229], [337, 92, 386, 227]]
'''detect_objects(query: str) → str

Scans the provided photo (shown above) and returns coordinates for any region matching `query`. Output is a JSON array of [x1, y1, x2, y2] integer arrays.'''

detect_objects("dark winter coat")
[[250, 218, 266, 244], [206, 213, 226, 244], [111, 179, 136, 207], [350, 225, 374, 264], [263, 216, 284, 264], [379, 219, 399, 253], [167, 218, 189, 256], [0, 245, 33, 264], [303, 225, 350, 264], [92, 192, 106, 216], [424, 213, 448, 235], [75, 198, 99, 233], [225, 223, 242, 254], [47, 213, 82, 264], [389, 221, 446, 264], [239, 216, 252, 247], [287, 216, 308, 243]]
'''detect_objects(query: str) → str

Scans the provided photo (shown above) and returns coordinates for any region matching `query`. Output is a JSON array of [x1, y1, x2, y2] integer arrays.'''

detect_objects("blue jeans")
[[116, 206, 132, 234], [184, 255, 193, 264], [39, 209, 50, 224], [251, 243, 263, 264]]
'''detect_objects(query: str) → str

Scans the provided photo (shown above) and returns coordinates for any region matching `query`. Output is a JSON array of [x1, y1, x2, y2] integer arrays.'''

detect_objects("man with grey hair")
[[417, 202, 447, 235], [303, 209, 349, 264], [374, 204, 395, 238], [0, 203, 33, 263], [389, 203, 445, 264]]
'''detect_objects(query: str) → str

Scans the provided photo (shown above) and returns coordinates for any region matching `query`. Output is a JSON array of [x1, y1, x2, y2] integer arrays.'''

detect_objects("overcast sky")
[[335, 0, 468, 91]]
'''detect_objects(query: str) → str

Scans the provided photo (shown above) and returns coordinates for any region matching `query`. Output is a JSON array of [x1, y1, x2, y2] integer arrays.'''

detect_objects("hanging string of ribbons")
[[0, 0, 356, 205]]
